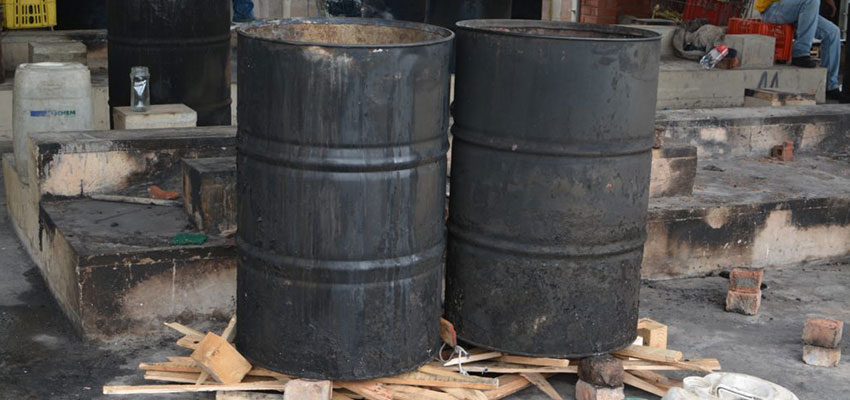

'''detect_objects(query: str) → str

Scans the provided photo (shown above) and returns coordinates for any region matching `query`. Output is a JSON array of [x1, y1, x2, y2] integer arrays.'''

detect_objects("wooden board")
[[614, 345, 683, 363], [637, 318, 668, 349], [519, 373, 563, 400], [191, 333, 253, 384], [447, 362, 576, 374], [623, 372, 668, 397], [369, 371, 499, 390], [443, 351, 503, 366], [497, 355, 569, 368], [103, 382, 287, 395]]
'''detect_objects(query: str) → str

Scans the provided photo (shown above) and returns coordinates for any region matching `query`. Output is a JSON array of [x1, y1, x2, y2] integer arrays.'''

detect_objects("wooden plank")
[[140, 362, 290, 381], [191, 333, 253, 384], [497, 355, 570, 368], [370, 371, 498, 390], [216, 391, 285, 399], [102, 382, 287, 395], [339, 382, 393, 400], [420, 364, 499, 386], [481, 374, 538, 400], [145, 371, 276, 384], [443, 350, 503, 366], [637, 318, 668, 350], [164, 322, 204, 337], [519, 373, 563, 400], [385, 385, 456, 400], [284, 379, 332, 400], [448, 362, 576, 374], [439, 387, 488, 400], [331, 392, 357, 400], [613, 345, 683, 363], [628, 370, 682, 391], [621, 359, 720, 371], [623, 372, 668, 397]]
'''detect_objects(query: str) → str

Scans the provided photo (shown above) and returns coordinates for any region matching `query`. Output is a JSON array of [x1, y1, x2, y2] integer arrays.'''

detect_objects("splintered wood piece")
[[439, 387, 489, 400], [447, 362, 576, 374], [216, 391, 285, 400], [440, 318, 458, 348], [481, 374, 540, 400], [613, 345, 683, 363], [623, 372, 668, 397], [637, 318, 668, 349], [385, 384, 456, 400], [628, 370, 682, 390], [519, 373, 563, 400], [339, 382, 393, 400], [103, 381, 287, 395], [621, 359, 720, 371], [497, 355, 570, 368], [283, 379, 332, 400], [443, 350, 503, 366], [198, 316, 239, 385], [191, 333, 252, 384], [165, 322, 205, 337], [371, 371, 498, 390], [177, 334, 205, 350]]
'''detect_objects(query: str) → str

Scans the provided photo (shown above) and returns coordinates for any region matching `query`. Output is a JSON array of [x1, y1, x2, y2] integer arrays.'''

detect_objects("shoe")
[[826, 89, 842, 101], [791, 56, 819, 68]]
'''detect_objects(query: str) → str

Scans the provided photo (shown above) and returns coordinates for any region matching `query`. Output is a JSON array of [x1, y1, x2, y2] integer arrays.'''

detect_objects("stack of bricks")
[[725, 267, 764, 315], [576, 354, 625, 400], [802, 317, 843, 367]]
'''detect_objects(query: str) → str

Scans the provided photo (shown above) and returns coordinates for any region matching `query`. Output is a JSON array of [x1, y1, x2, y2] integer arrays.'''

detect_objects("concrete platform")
[[656, 104, 850, 159], [644, 156, 850, 279], [39, 199, 235, 339], [657, 57, 826, 110], [2, 126, 236, 339]]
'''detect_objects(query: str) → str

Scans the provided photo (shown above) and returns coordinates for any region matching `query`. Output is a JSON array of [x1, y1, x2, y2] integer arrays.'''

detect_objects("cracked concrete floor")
[[0, 173, 848, 400]]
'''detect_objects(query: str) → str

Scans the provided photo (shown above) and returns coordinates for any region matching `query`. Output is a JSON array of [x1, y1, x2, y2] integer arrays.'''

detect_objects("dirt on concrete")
[[1, 175, 849, 399]]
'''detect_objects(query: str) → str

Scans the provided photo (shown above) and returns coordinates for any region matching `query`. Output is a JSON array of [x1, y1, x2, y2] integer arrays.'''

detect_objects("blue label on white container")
[[30, 110, 77, 117]]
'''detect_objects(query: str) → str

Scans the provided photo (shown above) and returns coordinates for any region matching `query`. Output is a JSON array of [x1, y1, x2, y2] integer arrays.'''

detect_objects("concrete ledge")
[[656, 104, 850, 159], [40, 199, 235, 339], [643, 156, 850, 279], [650, 146, 697, 198], [657, 57, 826, 110]]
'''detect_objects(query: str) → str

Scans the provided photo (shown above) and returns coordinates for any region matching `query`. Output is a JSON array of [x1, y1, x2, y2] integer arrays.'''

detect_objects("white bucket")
[[13, 62, 94, 182]]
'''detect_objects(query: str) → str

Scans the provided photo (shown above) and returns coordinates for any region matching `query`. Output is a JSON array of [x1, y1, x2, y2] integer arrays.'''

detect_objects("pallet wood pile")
[[102, 317, 721, 399]]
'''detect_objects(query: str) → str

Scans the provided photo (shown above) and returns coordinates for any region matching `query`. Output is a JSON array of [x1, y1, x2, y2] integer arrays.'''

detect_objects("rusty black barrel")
[[446, 20, 661, 357], [107, 0, 231, 126], [236, 19, 453, 380]]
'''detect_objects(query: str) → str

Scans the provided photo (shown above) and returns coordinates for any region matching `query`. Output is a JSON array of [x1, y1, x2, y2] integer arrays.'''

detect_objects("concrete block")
[[113, 104, 197, 130], [283, 380, 333, 400], [803, 317, 843, 348], [802, 345, 841, 367], [650, 146, 697, 198], [578, 355, 624, 388], [28, 41, 87, 65], [183, 157, 237, 236], [575, 379, 625, 400], [724, 34, 775, 68], [726, 290, 761, 315], [621, 25, 675, 57], [729, 267, 764, 294]]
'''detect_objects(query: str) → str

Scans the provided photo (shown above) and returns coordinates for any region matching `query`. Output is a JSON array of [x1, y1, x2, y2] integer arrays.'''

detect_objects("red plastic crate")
[[760, 23, 794, 62], [683, 0, 747, 26], [728, 17, 763, 34]]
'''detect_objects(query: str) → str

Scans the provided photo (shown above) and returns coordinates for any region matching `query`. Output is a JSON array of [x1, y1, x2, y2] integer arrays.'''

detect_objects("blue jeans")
[[762, 0, 840, 90], [233, 0, 255, 22]]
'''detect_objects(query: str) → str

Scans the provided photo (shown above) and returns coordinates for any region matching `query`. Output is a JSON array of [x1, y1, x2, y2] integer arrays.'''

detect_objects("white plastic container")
[[13, 62, 93, 182], [663, 373, 799, 400]]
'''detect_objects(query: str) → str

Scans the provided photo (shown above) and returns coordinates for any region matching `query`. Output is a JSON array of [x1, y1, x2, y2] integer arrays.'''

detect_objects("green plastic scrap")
[[171, 233, 208, 246]]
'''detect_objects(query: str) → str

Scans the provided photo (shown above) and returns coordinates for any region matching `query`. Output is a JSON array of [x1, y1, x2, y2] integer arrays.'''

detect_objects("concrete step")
[[656, 104, 850, 160], [643, 155, 850, 279], [657, 57, 826, 110]]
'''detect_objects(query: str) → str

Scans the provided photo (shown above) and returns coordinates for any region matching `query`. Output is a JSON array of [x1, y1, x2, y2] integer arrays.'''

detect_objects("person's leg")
[[233, 0, 255, 22], [816, 15, 841, 92], [761, 0, 819, 58]]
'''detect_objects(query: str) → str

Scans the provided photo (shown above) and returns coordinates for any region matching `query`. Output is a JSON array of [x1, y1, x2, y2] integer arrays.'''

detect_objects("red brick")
[[575, 379, 625, 400], [726, 290, 761, 315], [802, 345, 841, 367], [803, 317, 844, 348], [728, 267, 764, 294]]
